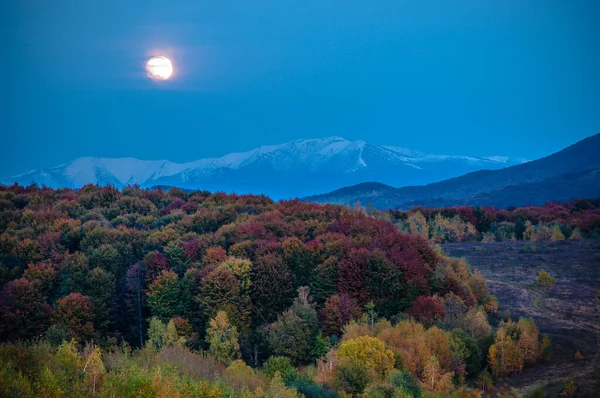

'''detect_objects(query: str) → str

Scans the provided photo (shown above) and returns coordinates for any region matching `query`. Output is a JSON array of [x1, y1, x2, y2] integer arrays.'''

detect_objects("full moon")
[[146, 56, 173, 80]]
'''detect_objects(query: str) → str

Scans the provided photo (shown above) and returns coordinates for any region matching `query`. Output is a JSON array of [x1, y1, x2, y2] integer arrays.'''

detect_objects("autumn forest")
[[1, 184, 599, 397]]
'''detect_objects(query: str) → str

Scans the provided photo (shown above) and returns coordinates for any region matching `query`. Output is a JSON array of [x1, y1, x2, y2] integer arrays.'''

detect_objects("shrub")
[[333, 360, 370, 395], [569, 229, 582, 240], [223, 359, 267, 392], [287, 377, 339, 398], [537, 270, 556, 288], [266, 372, 302, 398], [363, 383, 396, 398], [0, 361, 36, 398], [550, 225, 566, 241], [262, 356, 298, 383], [154, 345, 225, 381], [526, 387, 545, 398], [560, 380, 576, 397], [386, 369, 421, 397]]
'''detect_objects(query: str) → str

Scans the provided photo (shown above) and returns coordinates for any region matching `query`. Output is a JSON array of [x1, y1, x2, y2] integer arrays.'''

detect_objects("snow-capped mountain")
[[305, 133, 600, 209], [1, 137, 527, 199]]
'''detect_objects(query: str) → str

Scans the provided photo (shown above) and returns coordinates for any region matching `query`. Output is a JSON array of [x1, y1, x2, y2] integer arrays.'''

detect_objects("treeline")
[[364, 199, 600, 244], [0, 184, 550, 396]]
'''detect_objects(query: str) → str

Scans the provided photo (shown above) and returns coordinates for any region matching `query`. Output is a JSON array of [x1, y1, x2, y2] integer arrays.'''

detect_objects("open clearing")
[[442, 239, 600, 397]]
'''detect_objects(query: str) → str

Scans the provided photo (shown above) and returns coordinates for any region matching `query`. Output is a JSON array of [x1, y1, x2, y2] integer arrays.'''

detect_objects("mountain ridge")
[[304, 133, 600, 209], [1, 136, 526, 199]]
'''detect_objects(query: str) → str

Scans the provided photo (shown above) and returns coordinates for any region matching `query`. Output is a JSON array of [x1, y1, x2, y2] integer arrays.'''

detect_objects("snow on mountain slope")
[[1, 137, 527, 198], [61, 158, 186, 186], [305, 133, 600, 209]]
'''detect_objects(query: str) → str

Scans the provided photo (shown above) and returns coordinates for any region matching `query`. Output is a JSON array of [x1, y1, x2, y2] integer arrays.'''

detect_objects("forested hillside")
[[0, 184, 551, 397]]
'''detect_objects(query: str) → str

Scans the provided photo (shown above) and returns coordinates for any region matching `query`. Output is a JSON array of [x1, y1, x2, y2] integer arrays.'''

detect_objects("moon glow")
[[146, 56, 173, 80]]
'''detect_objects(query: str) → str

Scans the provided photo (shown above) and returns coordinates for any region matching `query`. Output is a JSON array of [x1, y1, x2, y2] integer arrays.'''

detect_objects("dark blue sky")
[[2, 0, 599, 177]]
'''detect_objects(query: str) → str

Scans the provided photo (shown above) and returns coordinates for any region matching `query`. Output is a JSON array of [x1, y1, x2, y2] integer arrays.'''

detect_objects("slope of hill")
[[305, 133, 600, 209], [1, 137, 525, 199], [1, 183, 549, 396]]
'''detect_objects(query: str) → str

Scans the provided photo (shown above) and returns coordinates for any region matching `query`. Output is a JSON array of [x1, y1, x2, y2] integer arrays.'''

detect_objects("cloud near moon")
[[146, 56, 173, 80]]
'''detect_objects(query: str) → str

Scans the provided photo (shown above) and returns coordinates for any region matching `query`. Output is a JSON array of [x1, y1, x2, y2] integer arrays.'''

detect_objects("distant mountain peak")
[[1, 136, 527, 199]]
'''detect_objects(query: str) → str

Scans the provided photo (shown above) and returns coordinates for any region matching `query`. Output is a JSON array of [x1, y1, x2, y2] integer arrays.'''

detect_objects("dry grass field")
[[442, 239, 600, 397]]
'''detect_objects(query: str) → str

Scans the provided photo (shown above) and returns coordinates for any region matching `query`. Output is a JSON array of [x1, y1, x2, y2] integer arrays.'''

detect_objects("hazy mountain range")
[[304, 133, 600, 209], [0, 137, 526, 199]]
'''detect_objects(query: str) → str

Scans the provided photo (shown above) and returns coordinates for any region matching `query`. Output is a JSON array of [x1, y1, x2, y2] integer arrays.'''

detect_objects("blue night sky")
[[2, 0, 599, 177]]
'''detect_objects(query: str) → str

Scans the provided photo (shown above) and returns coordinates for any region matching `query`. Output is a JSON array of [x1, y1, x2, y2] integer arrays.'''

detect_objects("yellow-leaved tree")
[[488, 318, 544, 377], [421, 355, 454, 394], [206, 311, 240, 364], [551, 225, 566, 241], [337, 335, 395, 380], [83, 344, 106, 395], [517, 318, 539, 365], [407, 211, 429, 240]]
